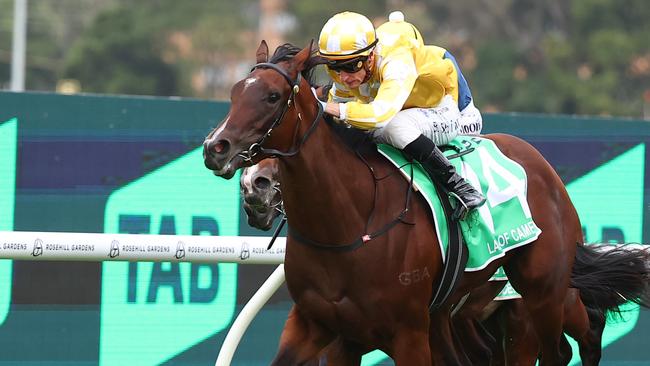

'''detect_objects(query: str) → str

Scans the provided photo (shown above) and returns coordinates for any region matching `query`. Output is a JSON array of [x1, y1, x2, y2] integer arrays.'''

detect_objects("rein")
[[289, 160, 416, 252]]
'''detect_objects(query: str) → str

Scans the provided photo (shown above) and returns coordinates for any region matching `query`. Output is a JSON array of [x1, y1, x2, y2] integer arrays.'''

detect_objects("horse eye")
[[267, 92, 281, 103]]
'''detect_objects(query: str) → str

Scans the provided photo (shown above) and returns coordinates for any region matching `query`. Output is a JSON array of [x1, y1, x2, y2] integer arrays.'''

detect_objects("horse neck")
[[278, 98, 374, 243]]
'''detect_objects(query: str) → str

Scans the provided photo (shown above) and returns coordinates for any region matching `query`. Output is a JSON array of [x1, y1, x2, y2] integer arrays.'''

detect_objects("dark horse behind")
[[204, 41, 650, 365]]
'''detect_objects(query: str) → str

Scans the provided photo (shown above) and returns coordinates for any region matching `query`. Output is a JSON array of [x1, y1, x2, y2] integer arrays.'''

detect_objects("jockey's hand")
[[310, 87, 328, 110]]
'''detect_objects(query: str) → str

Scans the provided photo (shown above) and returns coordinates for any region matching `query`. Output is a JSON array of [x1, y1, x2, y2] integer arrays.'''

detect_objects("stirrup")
[[449, 192, 470, 221]]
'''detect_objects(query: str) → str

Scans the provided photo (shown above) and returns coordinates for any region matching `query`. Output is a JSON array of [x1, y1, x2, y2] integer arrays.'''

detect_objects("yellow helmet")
[[318, 12, 377, 61]]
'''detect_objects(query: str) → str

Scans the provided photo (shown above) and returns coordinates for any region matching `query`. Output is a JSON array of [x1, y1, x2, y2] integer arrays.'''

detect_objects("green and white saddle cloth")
[[378, 136, 542, 272]]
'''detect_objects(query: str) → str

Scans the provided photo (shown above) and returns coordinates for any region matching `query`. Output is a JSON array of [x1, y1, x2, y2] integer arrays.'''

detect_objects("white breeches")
[[372, 94, 461, 149]]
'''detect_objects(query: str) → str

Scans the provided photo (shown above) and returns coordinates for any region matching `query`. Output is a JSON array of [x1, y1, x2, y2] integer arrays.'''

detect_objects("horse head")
[[203, 40, 321, 179], [240, 158, 282, 231]]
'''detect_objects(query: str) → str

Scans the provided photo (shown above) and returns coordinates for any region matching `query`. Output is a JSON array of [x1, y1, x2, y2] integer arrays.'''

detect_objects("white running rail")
[[0, 230, 285, 264], [1, 231, 647, 365], [0, 230, 289, 366], [215, 264, 286, 366]]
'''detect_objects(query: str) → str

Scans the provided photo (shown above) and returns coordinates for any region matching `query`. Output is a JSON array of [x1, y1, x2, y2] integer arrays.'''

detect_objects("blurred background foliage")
[[0, 0, 648, 117]]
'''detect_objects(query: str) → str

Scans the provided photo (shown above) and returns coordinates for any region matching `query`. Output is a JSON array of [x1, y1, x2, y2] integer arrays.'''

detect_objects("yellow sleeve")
[[343, 49, 418, 130], [328, 81, 356, 103]]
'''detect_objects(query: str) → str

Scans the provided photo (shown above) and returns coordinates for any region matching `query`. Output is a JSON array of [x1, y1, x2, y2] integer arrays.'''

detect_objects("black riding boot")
[[404, 135, 486, 219]]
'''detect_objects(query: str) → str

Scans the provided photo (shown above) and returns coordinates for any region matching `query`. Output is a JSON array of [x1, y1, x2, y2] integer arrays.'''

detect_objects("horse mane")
[[324, 118, 376, 153], [269, 43, 318, 86]]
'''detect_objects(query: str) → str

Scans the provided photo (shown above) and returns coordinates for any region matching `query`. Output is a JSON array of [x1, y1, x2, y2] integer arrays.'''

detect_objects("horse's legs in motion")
[[582, 305, 606, 365], [428, 307, 472, 366], [450, 281, 505, 366], [271, 306, 334, 366], [451, 316, 494, 366], [500, 187, 580, 366], [314, 338, 363, 366], [486, 289, 605, 366], [480, 302, 506, 366], [498, 298, 540, 365], [505, 245, 571, 365], [561, 289, 605, 366], [392, 329, 431, 366], [500, 279, 605, 366]]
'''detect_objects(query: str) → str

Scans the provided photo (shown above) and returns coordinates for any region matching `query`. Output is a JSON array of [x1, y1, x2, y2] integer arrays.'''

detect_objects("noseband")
[[238, 62, 324, 161]]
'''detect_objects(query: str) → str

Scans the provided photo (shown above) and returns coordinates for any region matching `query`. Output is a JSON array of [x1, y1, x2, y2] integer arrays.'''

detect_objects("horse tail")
[[570, 244, 650, 317]]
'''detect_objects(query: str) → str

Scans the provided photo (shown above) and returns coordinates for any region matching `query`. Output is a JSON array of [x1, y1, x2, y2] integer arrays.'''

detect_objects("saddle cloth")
[[378, 136, 542, 271]]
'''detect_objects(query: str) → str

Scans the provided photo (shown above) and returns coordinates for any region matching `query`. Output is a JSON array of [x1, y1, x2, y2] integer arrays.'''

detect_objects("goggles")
[[327, 57, 367, 74]]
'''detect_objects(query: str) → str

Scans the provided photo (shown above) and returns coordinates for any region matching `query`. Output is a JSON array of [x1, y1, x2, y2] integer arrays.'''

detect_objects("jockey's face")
[[329, 52, 374, 90], [339, 68, 367, 89]]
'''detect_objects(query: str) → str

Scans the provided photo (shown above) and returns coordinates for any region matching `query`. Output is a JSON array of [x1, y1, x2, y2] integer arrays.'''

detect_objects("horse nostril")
[[254, 176, 271, 190], [211, 140, 230, 154]]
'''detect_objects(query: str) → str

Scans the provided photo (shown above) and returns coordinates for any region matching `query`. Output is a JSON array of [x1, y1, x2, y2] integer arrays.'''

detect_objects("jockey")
[[317, 10, 486, 217]]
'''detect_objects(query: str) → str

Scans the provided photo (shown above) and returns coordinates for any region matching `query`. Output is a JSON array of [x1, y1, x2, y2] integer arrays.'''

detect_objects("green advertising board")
[[0, 117, 16, 327], [0, 92, 649, 365], [101, 147, 240, 365]]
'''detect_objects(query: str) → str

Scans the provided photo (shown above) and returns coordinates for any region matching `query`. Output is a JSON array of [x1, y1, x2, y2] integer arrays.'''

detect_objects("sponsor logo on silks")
[[175, 241, 186, 260], [101, 147, 239, 366], [240, 242, 250, 260], [109, 240, 120, 258], [31, 239, 43, 257], [460, 122, 481, 135]]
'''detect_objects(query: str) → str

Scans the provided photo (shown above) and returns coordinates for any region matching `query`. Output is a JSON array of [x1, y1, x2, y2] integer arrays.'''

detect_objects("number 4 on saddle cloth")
[[378, 136, 540, 308]]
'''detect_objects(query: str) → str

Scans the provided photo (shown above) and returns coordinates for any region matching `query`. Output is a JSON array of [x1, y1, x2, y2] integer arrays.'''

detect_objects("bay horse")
[[241, 159, 283, 231], [237, 158, 612, 366], [204, 41, 650, 365]]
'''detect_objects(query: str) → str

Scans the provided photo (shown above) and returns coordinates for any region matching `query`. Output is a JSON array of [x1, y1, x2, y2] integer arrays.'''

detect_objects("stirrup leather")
[[449, 192, 470, 220]]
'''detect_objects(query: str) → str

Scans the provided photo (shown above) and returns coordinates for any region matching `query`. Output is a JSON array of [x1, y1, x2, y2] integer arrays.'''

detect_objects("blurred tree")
[[0, 0, 123, 90], [62, 7, 177, 95], [61, 0, 257, 97], [412, 0, 649, 117], [540, 0, 650, 116], [2, 0, 648, 117], [0, 0, 10, 87]]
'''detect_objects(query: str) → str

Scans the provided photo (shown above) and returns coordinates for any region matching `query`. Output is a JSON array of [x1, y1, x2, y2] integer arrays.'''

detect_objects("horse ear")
[[256, 40, 269, 63]]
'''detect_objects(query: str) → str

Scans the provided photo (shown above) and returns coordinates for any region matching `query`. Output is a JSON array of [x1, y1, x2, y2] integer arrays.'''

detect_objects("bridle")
[[237, 62, 324, 162]]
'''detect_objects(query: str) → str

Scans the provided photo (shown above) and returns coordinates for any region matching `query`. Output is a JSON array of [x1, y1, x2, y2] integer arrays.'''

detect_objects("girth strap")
[[428, 160, 469, 311]]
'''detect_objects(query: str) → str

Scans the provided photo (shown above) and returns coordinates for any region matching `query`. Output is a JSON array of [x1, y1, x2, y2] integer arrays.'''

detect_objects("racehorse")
[[238, 158, 610, 366], [241, 159, 283, 231], [205, 41, 650, 365]]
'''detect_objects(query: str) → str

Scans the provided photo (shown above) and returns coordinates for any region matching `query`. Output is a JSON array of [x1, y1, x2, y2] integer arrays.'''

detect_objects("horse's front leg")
[[316, 338, 364, 366], [428, 307, 472, 366], [271, 305, 335, 366], [391, 328, 431, 366]]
